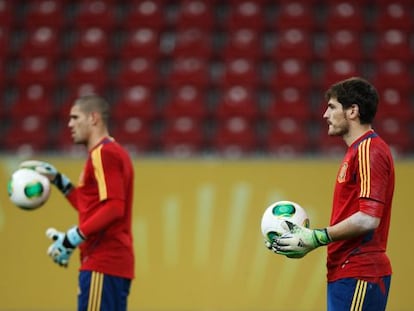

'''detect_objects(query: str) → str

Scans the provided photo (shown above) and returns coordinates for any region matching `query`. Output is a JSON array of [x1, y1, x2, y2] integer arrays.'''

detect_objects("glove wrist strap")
[[53, 173, 74, 196], [313, 228, 332, 246]]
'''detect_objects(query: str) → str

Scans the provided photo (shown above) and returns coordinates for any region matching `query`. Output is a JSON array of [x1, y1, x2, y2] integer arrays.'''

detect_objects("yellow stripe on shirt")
[[91, 145, 108, 200], [358, 138, 371, 198]]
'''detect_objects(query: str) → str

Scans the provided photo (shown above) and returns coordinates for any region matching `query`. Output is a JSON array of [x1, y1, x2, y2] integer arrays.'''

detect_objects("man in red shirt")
[[273, 77, 395, 311], [21, 95, 135, 311]]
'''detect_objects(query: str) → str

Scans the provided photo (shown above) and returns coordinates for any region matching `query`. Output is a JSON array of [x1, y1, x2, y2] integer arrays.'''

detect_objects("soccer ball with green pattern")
[[261, 200, 310, 242], [8, 168, 51, 210]]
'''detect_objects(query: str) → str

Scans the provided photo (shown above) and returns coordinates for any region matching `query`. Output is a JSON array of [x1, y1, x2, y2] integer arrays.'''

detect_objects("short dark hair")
[[325, 77, 379, 124], [75, 95, 110, 125]]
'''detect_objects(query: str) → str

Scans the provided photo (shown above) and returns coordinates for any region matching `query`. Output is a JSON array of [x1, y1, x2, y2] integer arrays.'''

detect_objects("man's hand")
[[20, 160, 74, 195], [46, 227, 85, 267], [274, 221, 332, 258]]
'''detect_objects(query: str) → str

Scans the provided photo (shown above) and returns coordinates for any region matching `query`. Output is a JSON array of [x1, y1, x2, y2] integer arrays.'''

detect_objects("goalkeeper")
[[268, 78, 395, 311], [21, 95, 135, 311]]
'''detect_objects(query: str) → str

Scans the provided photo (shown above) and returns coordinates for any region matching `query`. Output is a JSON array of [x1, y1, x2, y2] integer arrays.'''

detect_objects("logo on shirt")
[[337, 162, 348, 183]]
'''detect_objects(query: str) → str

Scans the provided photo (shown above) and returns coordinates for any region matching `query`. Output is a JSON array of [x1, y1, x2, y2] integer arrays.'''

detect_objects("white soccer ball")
[[7, 168, 51, 210], [261, 200, 310, 242]]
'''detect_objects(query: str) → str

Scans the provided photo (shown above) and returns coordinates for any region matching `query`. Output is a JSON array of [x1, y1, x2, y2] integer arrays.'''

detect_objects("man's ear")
[[89, 111, 100, 125], [348, 104, 360, 119]]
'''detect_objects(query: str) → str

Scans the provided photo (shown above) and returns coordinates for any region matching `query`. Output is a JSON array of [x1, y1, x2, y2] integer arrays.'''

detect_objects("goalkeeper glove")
[[46, 227, 85, 267], [20, 160, 74, 195], [274, 221, 332, 258]]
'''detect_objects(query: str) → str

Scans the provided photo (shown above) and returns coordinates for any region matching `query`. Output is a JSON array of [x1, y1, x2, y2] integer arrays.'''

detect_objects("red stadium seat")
[[0, 26, 9, 59], [13, 57, 58, 92], [70, 27, 111, 60], [226, 1, 265, 32], [163, 85, 208, 121], [215, 85, 259, 122], [116, 57, 159, 90], [315, 130, 347, 157], [274, 2, 315, 31], [112, 85, 157, 122], [319, 29, 364, 62], [325, 1, 366, 33], [320, 59, 361, 91], [374, 117, 413, 156], [269, 58, 313, 93], [120, 27, 161, 60], [74, 0, 117, 31], [175, 0, 214, 31], [19, 26, 61, 61], [0, 0, 14, 27], [222, 28, 262, 61], [124, 0, 165, 30], [166, 57, 210, 89], [371, 59, 413, 97], [8, 84, 55, 120], [25, 0, 66, 29], [170, 28, 213, 59], [372, 29, 412, 63], [212, 117, 257, 156], [376, 88, 414, 123], [111, 116, 154, 154], [264, 118, 311, 157], [65, 57, 108, 95], [218, 58, 260, 89], [269, 28, 314, 63], [373, 2, 414, 32], [265, 87, 313, 123], [160, 117, 205, 156], [3, 115, 51, 153]]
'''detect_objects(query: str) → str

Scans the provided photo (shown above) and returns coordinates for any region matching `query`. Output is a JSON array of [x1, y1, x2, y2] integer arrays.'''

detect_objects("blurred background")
[[0, 0, 413, 158], [0, 0, 413, 310]]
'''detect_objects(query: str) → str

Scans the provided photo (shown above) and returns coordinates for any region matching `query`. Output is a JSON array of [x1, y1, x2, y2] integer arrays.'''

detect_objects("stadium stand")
[[1, 0, 413, 157]]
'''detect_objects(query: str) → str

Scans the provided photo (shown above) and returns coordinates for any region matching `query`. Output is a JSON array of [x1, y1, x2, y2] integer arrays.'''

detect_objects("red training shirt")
[[67, 137, 135, 279], [327, 130, 394, 282]]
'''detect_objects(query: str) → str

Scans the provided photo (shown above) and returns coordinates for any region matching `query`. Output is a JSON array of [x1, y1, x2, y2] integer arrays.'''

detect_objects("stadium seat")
[[0, 0, 14, 27], [222, 28, 262, 61], [169, 28, 213, 59], [111, 116, 154, 154], [217, 58, 260, 89], [269, 28, 314, 63], [319, 29, 364, 62], [373, 2, 414, 32], [120, 27, 161, 60], [214, 85, 259, 122], [160, 116, 206, 156], [165, 57, 210, 89], [116, 57, 159, 90], [3, 115, 51, 153], [175, 0, 214, 31], [74, 0, 117, 31], [163, 85, 208, 121], [112, 85, 157, 122], [269, 58, 313, 94], [372, 29, 412, 63], [264, 118, 311, 157], [325, 1, 366, 33], [70, 27, 111, 60], [374, 117, 413, 156], [226, 0, 265, 32], [8, 84, 55, 120], [375, 88, 414, 123], [319, 59, 361, 91], [371, 59, 413, 97], [265, 87, 313, 123], [13, 56, 58, 93], [64, 57, 108, 95], [212, 117, 257, 156], [274, 2, 315, 31], [24, 0, 66, 29], [124, 0, 165, 31], [19, 26, 61, 61], [315, 130, 347, 157]]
